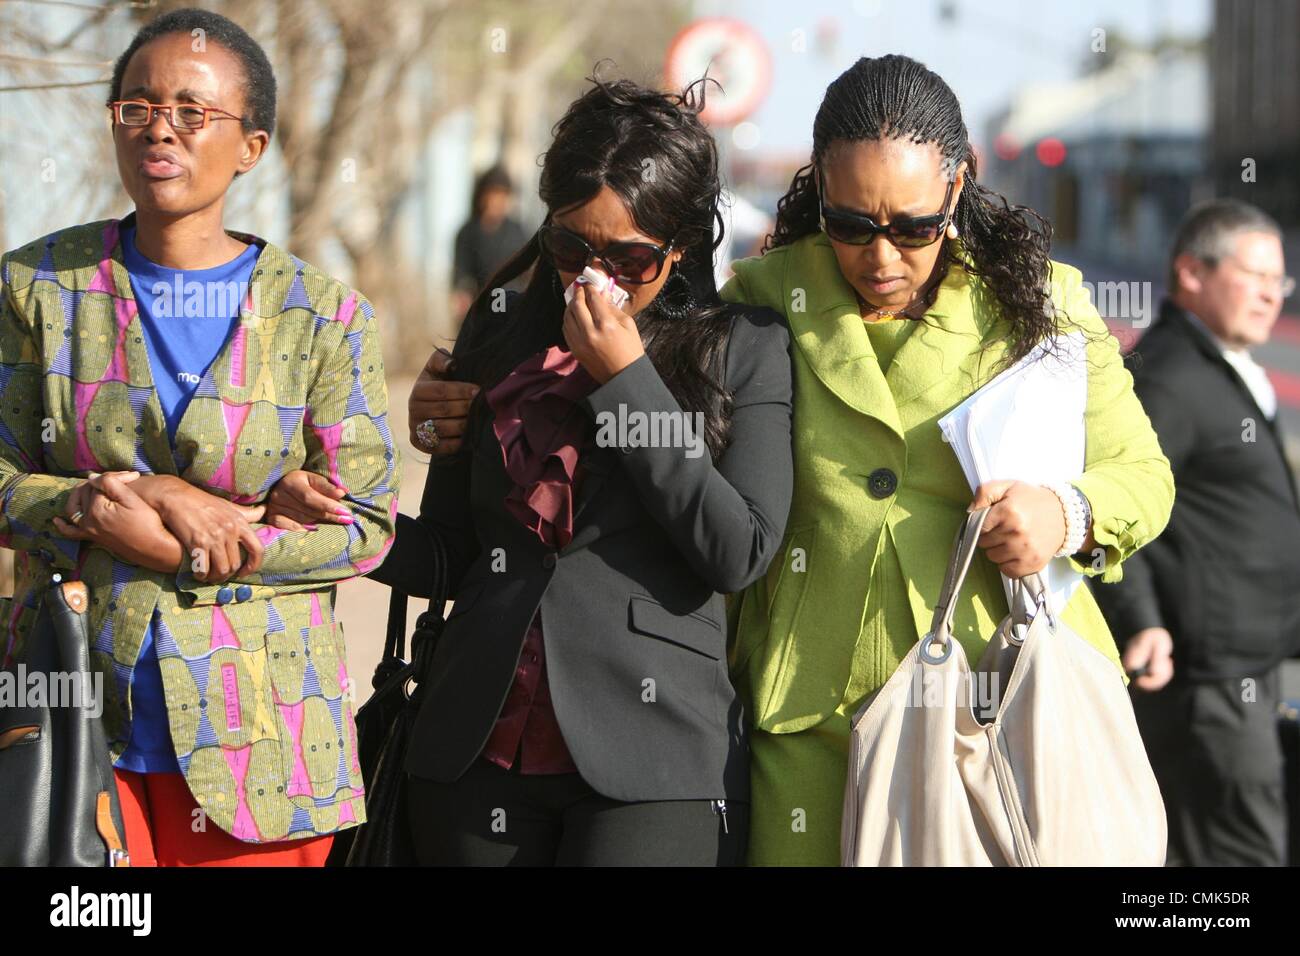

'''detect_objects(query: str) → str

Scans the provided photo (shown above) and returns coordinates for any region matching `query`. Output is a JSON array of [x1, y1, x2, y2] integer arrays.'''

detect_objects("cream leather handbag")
[[842, 507, 1166, 866]]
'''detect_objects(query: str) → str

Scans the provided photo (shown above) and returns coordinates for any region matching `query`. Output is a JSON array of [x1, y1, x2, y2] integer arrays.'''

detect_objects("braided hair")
[[769, 54, 1058, 366]]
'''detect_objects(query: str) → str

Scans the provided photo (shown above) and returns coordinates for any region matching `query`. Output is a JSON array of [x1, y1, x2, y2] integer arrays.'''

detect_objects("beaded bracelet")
[[1044, 481, 1090, 557]]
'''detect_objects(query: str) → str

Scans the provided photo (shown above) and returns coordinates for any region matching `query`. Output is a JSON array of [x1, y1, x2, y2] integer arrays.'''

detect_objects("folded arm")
[[175, 293, 401, 606], [0, 257, 85, 569]]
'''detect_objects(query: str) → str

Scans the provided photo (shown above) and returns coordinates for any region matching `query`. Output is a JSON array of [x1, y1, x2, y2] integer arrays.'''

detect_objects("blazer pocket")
[[627, 595, 722, 660]]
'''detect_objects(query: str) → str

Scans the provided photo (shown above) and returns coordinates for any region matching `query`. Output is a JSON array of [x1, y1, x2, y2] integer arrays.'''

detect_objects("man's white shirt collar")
[[1183, 309, 1278, 419]]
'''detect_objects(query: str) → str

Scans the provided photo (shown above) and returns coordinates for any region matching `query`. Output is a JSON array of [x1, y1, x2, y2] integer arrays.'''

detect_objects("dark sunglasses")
[[819, 178, 957, 248], [538, 224, 676, 286]]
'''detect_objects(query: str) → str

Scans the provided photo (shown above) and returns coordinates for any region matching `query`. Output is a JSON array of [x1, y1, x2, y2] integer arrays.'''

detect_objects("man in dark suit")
[[1095, 199, 1300, 866]]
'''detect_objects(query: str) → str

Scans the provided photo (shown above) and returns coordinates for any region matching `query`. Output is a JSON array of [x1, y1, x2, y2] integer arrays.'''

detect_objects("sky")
[[695, 0, 1212, 161], [1, 0, 1214, 251]]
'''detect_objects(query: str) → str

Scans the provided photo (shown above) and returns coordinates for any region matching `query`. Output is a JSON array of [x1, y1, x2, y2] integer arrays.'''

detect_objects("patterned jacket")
[[0, 216, 400, 843]]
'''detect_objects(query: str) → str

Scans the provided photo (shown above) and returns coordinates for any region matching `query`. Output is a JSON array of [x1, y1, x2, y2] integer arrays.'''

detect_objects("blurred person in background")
[[1094, 198, 1300, 867], [449, 165, 531, 333], [0, 8, 399, 866]]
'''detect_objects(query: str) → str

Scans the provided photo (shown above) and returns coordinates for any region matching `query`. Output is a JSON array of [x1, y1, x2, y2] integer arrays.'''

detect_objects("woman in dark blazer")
[[271, 75, 792, 865]]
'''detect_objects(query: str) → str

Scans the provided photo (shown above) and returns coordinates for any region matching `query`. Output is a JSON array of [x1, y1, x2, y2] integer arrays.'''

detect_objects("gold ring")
[[69, 510, 84, 525]]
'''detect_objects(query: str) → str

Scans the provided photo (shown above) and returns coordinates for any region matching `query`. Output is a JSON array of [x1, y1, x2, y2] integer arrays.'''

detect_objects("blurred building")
[[1211, 0, 1300, 268], [985, 49, 1211, 276]]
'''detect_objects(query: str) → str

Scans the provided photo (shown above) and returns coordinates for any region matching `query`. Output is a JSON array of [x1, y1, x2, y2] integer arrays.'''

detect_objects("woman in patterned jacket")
[[0, 9, 399, 865]]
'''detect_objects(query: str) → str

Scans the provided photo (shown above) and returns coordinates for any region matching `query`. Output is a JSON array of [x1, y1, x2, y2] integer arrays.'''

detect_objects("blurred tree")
[[1078, 24, 1209, 75], [5, 0, 691, 368], [140, 0, 689, 364]]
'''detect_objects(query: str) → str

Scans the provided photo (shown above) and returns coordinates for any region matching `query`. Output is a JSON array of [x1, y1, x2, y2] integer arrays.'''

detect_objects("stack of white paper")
[[938, 332, 1088, 616]]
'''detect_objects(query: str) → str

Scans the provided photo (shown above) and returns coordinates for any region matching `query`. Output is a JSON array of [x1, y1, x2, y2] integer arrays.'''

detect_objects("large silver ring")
[[69, 510, 85, 525], [415, 419, 440, 451]]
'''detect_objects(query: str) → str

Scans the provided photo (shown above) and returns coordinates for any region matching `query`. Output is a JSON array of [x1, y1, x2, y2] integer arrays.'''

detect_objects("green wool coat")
[[720, 234, 1174, 865]]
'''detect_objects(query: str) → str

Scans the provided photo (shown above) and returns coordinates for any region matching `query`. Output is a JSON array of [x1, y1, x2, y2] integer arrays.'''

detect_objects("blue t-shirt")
[[113, 225, 260, 773]]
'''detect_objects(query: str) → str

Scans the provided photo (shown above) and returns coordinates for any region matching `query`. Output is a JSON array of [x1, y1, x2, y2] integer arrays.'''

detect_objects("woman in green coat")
[[720, 54, 1175, 866]]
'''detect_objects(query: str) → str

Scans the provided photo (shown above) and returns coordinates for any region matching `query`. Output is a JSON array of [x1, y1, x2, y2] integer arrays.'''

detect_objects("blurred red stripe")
[[1269, 368, 1300, 410]]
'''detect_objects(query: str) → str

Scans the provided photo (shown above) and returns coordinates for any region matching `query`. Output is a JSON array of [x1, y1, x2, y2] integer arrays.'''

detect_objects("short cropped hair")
[[109, 7, 276, 137], [1168, 199, 1281, 292]]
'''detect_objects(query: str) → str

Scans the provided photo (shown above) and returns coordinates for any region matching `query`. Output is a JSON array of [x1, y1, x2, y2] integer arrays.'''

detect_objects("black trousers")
[[406, 758, 748, 866], [1132, 666, 1288, 866]]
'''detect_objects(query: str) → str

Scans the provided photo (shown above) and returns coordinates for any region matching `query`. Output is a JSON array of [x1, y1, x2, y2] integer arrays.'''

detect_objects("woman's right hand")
[[126, 474, 265, 582], [53, 473, 185, 574], [409, 347, 477, 455]]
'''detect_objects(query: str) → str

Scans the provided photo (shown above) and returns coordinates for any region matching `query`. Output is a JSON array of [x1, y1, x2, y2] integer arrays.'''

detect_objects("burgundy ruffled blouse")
[[480, 346, 598, 774]]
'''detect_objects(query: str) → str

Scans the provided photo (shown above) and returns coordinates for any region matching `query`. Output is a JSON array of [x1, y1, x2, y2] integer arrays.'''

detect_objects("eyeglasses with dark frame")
[[538, 224, 677, 286], [818, 177, 957, 249], [108, 100, 245, 131]]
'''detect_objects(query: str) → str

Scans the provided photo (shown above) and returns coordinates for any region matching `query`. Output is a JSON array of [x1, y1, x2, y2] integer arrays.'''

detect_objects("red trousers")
[[113, 769, 333, 867]]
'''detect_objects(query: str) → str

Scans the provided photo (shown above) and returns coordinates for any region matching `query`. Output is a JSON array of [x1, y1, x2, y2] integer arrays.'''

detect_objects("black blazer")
[[1092, 301, 1300, 680], [370, 303, 793, 802]]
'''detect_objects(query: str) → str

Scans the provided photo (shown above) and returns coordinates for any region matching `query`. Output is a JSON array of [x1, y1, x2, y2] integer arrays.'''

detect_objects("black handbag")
[[0, 573, 129, 866], [325, 536, 448, 866]]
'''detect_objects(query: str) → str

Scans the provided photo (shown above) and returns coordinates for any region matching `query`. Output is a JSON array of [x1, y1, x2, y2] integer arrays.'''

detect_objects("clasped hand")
[[55, 472, 264, 583], [970, 479, 1094, 578]]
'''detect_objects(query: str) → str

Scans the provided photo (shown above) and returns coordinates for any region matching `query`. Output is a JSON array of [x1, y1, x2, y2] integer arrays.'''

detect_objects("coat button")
[[235, 585, 253, 602], [216, 587, 234, 605], [542, 553, 557, 569], [867, 468, 898, 499]]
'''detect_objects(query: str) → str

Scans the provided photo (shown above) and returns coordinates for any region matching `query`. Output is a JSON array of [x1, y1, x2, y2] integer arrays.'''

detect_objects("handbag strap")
[[383, 589, 408, 662], [927, 507, 991, 643], [927, 507, 1055, 648], [381, 528, 451, 664]]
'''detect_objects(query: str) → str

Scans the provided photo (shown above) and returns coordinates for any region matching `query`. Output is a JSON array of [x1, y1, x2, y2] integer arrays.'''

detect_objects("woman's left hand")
[[263, 470, 352, 532], [561, 283, 645, 384], [970, 480, 1070, 578], [119, 474, 265, 581]]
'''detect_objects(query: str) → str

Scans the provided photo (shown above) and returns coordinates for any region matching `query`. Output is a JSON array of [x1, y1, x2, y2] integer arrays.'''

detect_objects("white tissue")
[[564, 266, 629, 310]]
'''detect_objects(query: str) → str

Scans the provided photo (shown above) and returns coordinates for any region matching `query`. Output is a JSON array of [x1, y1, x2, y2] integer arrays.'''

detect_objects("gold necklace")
[[858, 249, 951, 323], [858, 296, 923, 323]]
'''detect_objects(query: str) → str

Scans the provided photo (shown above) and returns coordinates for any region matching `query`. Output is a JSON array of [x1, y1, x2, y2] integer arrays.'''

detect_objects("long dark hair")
[[768, 54, 1056, 366], [453, 73, 734, 459]]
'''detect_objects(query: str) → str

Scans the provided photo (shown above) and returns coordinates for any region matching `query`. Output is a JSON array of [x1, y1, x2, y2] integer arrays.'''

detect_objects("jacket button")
[[542, 553, 557, 569], [216, 587, 234, 605], [867, 468, 898, 499], [235, 585, 253, 602]]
